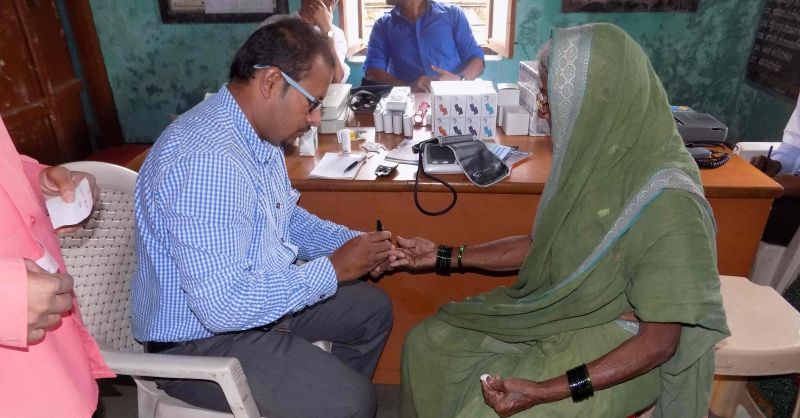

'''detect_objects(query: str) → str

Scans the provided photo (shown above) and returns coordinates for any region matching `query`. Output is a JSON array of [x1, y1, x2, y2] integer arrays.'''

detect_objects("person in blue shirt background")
[[363, 0, 485, 92]]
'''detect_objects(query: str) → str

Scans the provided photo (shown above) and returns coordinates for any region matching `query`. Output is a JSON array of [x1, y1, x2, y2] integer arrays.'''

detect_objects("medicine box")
[[518, 61, 539, 93], [434, 117, 450, 136], [501, 105, 530, 136], [517, 82, 538, 118], [431, 81, 497, 139], [480, 117, 495, 140], [465, 117, 480, 137], [320, 83, 352, 121], [496, 83, 520, 106]]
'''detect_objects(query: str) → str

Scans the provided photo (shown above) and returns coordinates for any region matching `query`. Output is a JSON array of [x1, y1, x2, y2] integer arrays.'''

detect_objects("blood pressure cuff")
[[445, 140, 510, 187]]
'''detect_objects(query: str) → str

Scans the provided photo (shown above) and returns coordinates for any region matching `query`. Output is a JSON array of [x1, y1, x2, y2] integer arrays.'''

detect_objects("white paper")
[[45, 178, 92, 229], [309, 152, 366, 180], [35, 243, 59, 273]]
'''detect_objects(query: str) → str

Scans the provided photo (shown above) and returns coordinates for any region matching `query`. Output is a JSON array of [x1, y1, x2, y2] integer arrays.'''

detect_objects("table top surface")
[[285, 116, 782, 198]]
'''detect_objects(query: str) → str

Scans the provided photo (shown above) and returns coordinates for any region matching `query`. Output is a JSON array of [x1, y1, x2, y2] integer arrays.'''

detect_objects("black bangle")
[[566, 364, 594, 402], [436, 245, 453, 276]]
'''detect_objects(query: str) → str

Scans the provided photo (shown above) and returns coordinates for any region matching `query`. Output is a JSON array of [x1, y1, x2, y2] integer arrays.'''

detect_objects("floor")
[[93, 377, 401, 418]]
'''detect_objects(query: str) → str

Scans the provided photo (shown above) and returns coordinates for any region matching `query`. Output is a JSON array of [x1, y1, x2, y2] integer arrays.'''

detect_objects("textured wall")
[[89, 0, 796, 143]]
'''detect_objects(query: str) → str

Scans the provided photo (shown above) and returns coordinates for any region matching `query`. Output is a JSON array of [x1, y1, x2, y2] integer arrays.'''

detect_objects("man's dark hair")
[[229, 18, 336, 82]]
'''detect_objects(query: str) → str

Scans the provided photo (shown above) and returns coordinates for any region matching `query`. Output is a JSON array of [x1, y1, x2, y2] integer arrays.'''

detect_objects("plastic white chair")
[[709, 276, 800, 418], [636, 276, 800, 418], [59, 161, 330, 418]]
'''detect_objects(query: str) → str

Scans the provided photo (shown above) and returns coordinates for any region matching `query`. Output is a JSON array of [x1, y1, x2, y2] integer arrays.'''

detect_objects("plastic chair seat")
[[710, 276, 800, 417]]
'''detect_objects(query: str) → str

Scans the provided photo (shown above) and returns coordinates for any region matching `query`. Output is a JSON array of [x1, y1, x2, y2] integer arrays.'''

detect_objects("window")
[[339, 0, 516, 58]]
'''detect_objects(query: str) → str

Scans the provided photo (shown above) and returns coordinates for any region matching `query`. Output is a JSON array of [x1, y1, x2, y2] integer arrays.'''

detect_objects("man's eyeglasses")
[[253, 64, 322, 114]]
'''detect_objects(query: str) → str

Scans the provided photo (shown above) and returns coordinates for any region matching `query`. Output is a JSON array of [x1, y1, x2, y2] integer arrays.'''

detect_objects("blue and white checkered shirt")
[[132, 85, 360, 342]]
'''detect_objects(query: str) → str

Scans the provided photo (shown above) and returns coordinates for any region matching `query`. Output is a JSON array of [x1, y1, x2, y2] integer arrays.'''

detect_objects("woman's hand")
[[481, 374, 538, 417], [390, 236, 437, 270]]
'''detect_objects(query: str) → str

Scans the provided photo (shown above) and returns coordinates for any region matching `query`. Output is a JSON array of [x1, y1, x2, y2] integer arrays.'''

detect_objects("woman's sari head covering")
[[436, 23, 728, 417]]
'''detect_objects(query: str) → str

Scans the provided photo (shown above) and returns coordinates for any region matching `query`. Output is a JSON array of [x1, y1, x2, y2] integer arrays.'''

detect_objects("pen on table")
[[376, 219, 383, 232], [343, 155, 367, 174]]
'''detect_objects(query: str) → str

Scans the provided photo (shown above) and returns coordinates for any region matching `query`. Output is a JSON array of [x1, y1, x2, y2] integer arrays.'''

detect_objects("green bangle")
[[457, 244, 465, 269]]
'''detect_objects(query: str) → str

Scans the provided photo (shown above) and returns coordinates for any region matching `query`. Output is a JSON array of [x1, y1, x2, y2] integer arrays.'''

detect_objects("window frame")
[[339, 0, 515, 58]]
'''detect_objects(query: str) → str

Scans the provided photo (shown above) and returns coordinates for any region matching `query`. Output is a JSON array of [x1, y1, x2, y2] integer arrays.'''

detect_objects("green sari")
[[401, 23, 729, 418]]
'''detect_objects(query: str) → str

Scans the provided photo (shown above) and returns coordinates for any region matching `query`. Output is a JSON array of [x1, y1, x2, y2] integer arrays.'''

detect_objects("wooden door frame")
[[62, 0, 124, 150]]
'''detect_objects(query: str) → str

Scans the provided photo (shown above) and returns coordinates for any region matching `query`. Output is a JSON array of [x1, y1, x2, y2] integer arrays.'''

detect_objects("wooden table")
[[285, 123, 783, 384]]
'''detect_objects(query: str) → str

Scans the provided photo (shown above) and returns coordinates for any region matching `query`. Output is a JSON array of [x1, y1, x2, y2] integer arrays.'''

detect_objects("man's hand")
[[25, 259, 74, 344], [481, 374, 538, 417], [390, 236, 436, 270], [329, 231, 393, 281], [40, 166, 98, 232], [369, 247, 405, 278], [411, 76, 435, 93], [750, 155, 781, 177], [431, 65, 460, 81], [299, 0, 333, 33]]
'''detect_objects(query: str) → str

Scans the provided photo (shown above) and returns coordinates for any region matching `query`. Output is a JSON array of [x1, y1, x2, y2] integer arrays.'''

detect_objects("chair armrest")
[[101, 349, 260, 418]]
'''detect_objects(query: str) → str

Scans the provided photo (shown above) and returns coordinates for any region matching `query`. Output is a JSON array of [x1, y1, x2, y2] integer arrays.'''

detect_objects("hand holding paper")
[[45, 178, 93, 229]]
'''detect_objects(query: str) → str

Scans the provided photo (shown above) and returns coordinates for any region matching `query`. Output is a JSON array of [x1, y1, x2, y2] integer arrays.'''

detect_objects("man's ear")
[[257, 67, 282, 100]]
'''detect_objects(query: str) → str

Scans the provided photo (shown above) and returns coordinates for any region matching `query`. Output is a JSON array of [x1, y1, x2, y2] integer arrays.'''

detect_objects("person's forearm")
[[460, 57, 485, 80], [327, 39, 345, 83], [529, 321, 681, 404], [454, 235, 532, 271], [775, 174, 800, 197], [365, 68, 406, 86]]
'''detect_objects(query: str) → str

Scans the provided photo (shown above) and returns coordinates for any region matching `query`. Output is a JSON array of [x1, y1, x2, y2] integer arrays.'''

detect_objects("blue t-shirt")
[[363, 0, 484, 83]]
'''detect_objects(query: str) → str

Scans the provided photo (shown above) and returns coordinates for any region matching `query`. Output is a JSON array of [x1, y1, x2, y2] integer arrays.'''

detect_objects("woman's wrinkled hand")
[[480, 374, 538, 417], [389, 236, 437, 270]]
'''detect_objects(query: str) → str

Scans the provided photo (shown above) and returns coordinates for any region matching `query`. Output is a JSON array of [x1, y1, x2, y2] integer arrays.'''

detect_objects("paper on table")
[[384, 138, 422, 164], [45, 178, 93, 228], [309, 152, 367, 180]]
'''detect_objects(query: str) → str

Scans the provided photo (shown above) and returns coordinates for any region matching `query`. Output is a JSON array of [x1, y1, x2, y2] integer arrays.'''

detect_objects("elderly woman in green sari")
[[391, 23, 729, 418]]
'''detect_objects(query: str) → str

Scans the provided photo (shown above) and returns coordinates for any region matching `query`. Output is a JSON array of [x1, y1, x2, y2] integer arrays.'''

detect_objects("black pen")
[[376, 219, 383, 231], [343, 155, 367, 174]]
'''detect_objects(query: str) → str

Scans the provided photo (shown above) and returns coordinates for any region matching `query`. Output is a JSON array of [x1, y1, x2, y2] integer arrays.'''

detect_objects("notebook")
[[309, 152, 367, 180]]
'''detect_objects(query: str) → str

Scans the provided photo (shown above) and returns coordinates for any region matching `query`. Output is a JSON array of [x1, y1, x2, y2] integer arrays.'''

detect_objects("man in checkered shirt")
[[132, 19, 394, 417]]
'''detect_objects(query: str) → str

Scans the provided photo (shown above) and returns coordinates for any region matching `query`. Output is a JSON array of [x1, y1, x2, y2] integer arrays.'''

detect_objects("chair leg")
[[709, 376, 747, 418]]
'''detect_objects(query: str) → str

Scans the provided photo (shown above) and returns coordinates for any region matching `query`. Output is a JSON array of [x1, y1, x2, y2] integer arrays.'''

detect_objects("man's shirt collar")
[[219, 84, 280, 165]]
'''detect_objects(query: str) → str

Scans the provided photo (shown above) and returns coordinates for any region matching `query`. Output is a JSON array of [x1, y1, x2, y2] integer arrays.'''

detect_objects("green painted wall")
[[89, 0, 796, 143]]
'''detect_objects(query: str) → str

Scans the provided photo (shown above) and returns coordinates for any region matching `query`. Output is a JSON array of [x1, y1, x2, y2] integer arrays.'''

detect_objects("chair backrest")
[[59, 161, 142, 353]]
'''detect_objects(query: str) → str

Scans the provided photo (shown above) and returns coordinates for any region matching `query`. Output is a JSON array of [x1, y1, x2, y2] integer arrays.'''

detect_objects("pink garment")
[[0, 119, 114, 417]]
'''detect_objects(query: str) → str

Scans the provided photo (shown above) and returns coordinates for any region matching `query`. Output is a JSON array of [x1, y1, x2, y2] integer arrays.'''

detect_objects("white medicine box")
[[496, 83, 520, 107], [434, 117, 450, 137], [450, 95, 467, 117], [434, 95, 451, 117], [450, 117, 467, 136], [465, 117, 480, 137], [432, 81, 497, 139], [501, 105, 530, 136]]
